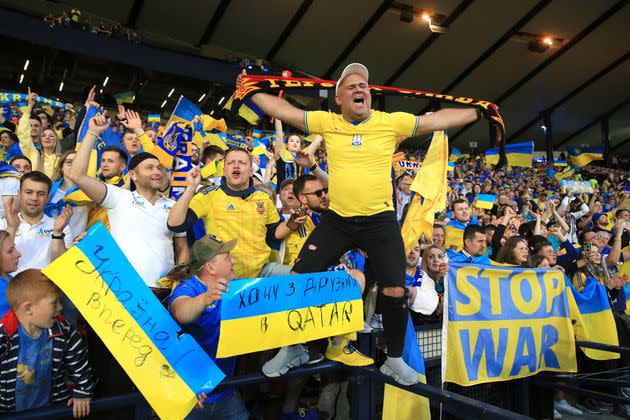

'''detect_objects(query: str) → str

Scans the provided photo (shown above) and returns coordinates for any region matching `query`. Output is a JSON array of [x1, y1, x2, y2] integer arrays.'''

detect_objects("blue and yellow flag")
[[112, 91, 135, 104], [168, 96, 205, 136], [566, 146, 603, 167], [0, 161, 21, 179], [76, 106, 123, 176], [447, 161, 455, 171], [567, 278, 619, 360], [382, 314, 430, 419], [217, 271, 364, 358], [486, 141, 534, 167], [43, 224, 225, 419], [554, 165, 576, 182], [443, 263, 577, 386], [475, 194, 496, 210], [554, 159, 568, 166], [223, 96, 264, 125], [444, 219, 467, 252], [449, 147, 468, 162], [148, 113, 161, 123]]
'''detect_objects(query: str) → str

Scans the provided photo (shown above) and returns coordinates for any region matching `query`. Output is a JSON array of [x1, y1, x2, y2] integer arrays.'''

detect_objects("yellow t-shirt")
[[283, 212, 318, 266], [304, 110, 418, 217], [190, 184, 279, 278]]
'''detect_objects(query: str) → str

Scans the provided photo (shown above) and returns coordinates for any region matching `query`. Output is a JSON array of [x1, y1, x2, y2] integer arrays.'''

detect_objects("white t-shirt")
[[0, 177, 20, 219], [0, 214, 73, 274], [50, 187, 90, 241], [101, 185, 184, 287]]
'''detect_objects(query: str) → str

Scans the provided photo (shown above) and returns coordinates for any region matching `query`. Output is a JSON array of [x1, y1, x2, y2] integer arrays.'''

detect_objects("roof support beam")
[[384, 0, 473, 86], [266, 0, 313, 62], [323, 0, 393, 79], [197, 0, 231, 48], [418, 0, 551, 115], [451, 0, 628, 143]]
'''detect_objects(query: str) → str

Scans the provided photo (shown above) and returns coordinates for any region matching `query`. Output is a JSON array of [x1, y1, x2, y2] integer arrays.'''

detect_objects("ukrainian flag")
[[449, 148, 462, 162], [76, 106, 123, 177], [112, 91, 135, 104], [486, 141, 534, 167], [382, 314, 430, 420], [0, 161, 21, 179], [447, 161, 455, 171], [148, 114, 161, 123], [554, 159, 568, 166], [476, 194, 496, 210], [566, 146, 603, 167], [168, 96, 203, 129], [554, 166, 576, 182], [568, 278, 619, 360], [444, 219, 467, 251], [223, 96, 264, 126]]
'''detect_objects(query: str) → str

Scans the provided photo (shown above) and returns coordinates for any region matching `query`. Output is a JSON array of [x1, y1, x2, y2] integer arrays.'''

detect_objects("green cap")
[[189, 235, 237, 272]]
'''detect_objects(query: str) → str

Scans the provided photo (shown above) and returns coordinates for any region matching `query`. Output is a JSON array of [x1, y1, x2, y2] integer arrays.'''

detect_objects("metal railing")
[[9, 325, 628, 419]]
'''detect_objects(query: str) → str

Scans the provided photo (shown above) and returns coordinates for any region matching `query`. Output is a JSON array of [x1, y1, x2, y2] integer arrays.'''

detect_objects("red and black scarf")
[[229, 74, 507, 167]]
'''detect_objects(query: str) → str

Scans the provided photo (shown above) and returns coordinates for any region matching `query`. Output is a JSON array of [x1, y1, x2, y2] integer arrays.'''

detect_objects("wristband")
[[87, 131, 100, 138], [52, 233, 65, 240], [309, 163, 318, 172], [475, 108, 483, 121]]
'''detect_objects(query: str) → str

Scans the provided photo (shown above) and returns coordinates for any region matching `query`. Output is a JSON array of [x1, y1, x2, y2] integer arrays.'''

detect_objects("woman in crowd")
[[408, 245, 445, 320], [495, 236, 529, 266]]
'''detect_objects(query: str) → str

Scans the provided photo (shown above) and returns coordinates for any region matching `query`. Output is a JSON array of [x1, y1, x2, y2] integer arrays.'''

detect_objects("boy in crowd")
[[0, 269, 93, 417]]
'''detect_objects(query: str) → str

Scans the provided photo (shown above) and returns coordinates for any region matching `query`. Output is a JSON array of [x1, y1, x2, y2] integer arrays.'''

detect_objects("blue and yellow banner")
[[443, 263, 577, 386], [566, 146, 603, 167], [0, 91, 71, 109], [43, 224, 225, 419], [568, 278, 619, 360], [148, 113, 161, 123], [217, 271, 364, 358], [560, 180, 593, 194], [393, 160, 421, 172], [486, 141, 534, 167], [475, 194, 496, 210]]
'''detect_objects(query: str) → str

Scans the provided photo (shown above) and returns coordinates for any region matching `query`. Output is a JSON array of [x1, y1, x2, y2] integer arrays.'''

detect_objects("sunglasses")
[[302, 188, 328, 198]]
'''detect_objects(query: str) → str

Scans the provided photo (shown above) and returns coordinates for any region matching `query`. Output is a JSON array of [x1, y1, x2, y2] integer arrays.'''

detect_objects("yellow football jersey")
[[305, 110, 418, 217], [190, 184, 279, 278], [283, 212, 318, 266]]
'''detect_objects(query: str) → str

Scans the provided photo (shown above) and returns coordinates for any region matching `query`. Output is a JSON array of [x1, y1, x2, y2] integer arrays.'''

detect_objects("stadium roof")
[[1, 0, 629, 153]]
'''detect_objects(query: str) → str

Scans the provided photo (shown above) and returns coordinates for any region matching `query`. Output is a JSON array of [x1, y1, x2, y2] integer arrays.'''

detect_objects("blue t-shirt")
[[169, 276, 235, 403], [15, 325, 53, 411], [0, 275, 11, 318]]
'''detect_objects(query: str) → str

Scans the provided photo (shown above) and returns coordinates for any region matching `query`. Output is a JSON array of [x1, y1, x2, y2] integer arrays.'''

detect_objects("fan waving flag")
[[486, 141, 533, 167], [566, 146, 604, 167], [76, 106, 122, 177]]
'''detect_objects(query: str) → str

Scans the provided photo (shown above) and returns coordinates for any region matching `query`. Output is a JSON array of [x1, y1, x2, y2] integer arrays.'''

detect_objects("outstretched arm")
[[239, 72, 305, 131], [68, 113, 109, 204], [414, 108, 479, 138]]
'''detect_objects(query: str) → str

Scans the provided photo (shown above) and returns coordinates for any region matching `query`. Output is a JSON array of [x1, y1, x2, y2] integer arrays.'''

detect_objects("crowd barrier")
[[6, 325, 630, 419]]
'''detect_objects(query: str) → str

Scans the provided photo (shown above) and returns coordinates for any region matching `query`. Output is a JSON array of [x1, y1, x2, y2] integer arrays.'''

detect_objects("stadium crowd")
[[0, 62, 629, 420]]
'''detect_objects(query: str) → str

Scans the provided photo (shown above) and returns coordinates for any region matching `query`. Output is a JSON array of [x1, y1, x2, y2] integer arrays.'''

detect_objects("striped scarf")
[[230, 75, 507, 167]]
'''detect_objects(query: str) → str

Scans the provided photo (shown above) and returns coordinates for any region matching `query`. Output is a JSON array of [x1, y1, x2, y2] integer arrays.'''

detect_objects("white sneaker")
[[262, 345, 309, 377], [380, 357, 419, 386], [553, 408, 562, 419], [360, 321, 373, 333], [554, 399, 583, 416], [370, 314, 383, 329]]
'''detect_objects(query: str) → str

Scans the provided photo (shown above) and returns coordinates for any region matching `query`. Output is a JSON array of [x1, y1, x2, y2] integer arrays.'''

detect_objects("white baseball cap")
[[336, 63, 369, 95]]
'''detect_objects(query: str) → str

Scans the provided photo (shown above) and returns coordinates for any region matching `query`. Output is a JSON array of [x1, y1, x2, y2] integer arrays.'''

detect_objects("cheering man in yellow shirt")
[[242, 63, 484, 385]]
